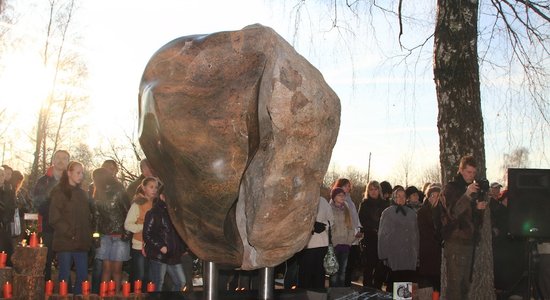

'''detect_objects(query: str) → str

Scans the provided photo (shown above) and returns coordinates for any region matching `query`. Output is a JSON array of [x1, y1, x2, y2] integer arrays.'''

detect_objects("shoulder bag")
[[323, 221, 339, 275]]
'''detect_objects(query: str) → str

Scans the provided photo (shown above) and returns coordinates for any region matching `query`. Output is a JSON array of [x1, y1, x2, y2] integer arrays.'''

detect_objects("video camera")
[[472, 178, 490, 201], [476, 178, 490, 193]]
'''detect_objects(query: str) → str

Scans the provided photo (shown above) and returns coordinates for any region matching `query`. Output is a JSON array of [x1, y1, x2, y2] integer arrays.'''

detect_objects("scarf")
[[395, 205, 407, 216]]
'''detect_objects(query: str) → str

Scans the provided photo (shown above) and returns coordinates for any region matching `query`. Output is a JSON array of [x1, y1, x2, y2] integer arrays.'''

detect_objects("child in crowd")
[[143, 183, 187, 291], [124, 177, 159, 291]]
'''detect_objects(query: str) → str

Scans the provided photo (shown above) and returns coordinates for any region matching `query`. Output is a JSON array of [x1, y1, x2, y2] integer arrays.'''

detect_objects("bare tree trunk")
[[434, 0, 494, 298], [29, 110, 46, 186], [434, 0, 486, 183]]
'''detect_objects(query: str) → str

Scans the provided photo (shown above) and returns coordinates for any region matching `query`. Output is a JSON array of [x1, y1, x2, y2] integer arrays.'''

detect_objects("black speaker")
[[507, 168, 550, 239]]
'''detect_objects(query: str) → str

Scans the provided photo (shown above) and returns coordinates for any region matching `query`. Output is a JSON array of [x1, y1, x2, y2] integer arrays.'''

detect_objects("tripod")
[[498, 238, 542, 300], [525, 238, 542, 300]]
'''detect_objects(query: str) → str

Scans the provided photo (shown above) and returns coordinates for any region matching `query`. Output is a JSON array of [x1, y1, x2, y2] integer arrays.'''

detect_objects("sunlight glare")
[[0, 51, 52, 116]]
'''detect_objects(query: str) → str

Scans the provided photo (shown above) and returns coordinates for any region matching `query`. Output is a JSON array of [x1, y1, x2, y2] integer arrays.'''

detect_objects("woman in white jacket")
[[298, 196, 334, 289]]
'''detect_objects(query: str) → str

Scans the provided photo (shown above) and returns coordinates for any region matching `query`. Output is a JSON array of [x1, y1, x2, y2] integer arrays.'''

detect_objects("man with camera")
[[441, 155, 488, 299]]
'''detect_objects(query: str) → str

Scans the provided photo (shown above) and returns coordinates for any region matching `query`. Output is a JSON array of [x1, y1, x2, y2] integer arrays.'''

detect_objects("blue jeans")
[[149, 260, 186, 292], [57, 251, 88, 295], [131, 249, 150, 291], [329, 246, 350, 287]]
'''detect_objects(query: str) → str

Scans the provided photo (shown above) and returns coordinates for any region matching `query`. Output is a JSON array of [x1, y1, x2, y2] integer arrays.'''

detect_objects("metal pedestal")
[[203, 261, 218, 300]]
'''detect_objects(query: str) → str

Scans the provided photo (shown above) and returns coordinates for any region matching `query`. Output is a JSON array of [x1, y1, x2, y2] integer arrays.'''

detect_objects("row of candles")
[[1, 280, 157, 298], [45, 279, 155, 296], [1, 280, 156, 298]]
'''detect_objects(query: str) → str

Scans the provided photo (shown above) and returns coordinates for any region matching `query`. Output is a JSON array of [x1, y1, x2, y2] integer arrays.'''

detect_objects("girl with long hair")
[[124, 176, 158, 290], [328, 187, 356, 287], [49, 161, 92, 295], [331, 178, 362, 286], [358, 180, 390, 289]]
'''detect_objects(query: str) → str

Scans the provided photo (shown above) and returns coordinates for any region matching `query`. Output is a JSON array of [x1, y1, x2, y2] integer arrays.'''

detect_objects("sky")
[[0, 0, 548, 186]]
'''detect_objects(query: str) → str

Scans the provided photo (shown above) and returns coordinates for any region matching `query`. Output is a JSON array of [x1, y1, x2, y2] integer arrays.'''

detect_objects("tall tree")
[[434, 0, 485, 183], [28, 0, 89, 187], [434, 4, 494, 297]]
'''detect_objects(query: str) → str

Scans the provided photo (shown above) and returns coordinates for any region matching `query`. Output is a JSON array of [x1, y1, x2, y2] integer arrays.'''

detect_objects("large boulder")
[[138, 24, 340, 269]]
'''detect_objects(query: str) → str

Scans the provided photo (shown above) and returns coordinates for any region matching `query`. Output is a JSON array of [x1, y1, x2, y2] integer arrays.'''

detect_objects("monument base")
[[144, 286, 391, 299]]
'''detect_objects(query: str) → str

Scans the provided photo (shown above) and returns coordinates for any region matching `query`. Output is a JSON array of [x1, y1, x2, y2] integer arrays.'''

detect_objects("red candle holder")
[[146, 281, 155, 292], [81, 280, 90, 295], [108, 280, 116, 296], [2, 281, 12, 298], [134, 279, 142, 294], [122, 281, 131, 296], [0, 251, 7, 268], [29, 232, 38, 247], [99, 281, 108, 297], [45, 280, 54, 296], [59, 280, 68, 296]]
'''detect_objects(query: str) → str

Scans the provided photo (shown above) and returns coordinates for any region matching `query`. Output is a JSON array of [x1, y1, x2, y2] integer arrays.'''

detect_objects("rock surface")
[[138, 24, 340, 269]]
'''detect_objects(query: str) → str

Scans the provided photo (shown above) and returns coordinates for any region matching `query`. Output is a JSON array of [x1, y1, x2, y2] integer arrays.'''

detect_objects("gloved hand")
[[312, 221, 326, 234]]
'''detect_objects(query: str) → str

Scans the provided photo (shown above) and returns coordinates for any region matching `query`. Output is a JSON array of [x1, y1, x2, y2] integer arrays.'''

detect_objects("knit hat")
[[331, 187, 345, 200], [426, 183, 442, 198], [405, 186, 420, 198]]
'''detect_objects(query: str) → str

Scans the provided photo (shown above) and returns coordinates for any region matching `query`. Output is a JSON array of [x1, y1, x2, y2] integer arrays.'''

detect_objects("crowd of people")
[[0, 150, 189, 294], [0, 153, 549, 299], [285, 155, 549, 300]]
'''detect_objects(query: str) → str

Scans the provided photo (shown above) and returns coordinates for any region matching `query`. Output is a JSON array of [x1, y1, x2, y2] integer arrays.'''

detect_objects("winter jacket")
[[442, 174, 483, 244], [124, 198, 153, 250], [358, 197, 389, 239], [33, 167, 59, 233], [0, 186, 15, 229], [49, 184, 93, 252], [329, 200, 356, 246], [378, 204, 419, 271], [143, 199, 186, 264], [305, 197, 334, 249], [417, 200, 443, 276], [94, 182, 130, 235]]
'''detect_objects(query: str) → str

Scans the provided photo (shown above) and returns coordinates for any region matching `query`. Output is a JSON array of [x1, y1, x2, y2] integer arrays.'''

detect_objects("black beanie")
[[405, 186, 420, 198]]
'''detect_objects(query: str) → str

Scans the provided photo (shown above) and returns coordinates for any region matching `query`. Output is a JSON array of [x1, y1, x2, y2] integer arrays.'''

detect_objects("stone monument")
[[138, 24, 340, 270]]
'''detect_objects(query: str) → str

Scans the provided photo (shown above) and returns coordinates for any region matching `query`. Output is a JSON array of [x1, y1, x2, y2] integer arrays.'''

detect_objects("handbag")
[[10, 208, 21, 237], [323, 221, 339, 275]]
